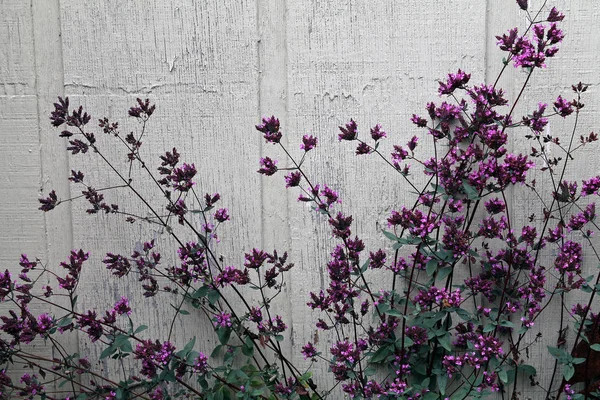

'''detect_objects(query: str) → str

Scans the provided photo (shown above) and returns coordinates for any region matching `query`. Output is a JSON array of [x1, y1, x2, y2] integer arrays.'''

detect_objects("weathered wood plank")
[[284, 0, 487, 393], [59, 0, 261, 376]]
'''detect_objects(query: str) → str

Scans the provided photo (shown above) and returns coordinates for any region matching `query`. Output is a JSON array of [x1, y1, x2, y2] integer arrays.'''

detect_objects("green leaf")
[[363, 366, 377, 377], [518, 364, 537, 376], [422, 392, 439, 400], [208, 289, 221, 305], [590, 343, 600, 352], [242, 337, 254, 357], [217, 328, 232, 345], [451, 387, 469, 400], [210, 344, 223, 359], [382, 230, 399, 241], [437, 266, 452, 281], [548, 346, 566, 360], [386, 308, 403, 317], [370, 345, 393, 364], [192, 286, 210, 299], [455, 308, 471, 321], [134, 325, 148, 334], [462, 180, 480, 200], [179, 337, 196, 357], [499, 320, 515, 328], [498, 369, 508, 384], [438, 333, 452, 352], [100, 345, 116, 360], [437, 371, 447, 395], [179, 309, 190, 315], [563, 363, 575, 381], [274, 335, 284, 342], [119, 340, 133, 353], [426, 259, 438, 276]]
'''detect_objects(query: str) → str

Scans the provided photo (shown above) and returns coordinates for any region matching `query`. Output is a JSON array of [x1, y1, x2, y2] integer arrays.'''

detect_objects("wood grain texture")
[[1, 0, 600, 397], [0, 0, 55, 382], [284, 0, 486, 392], [58, 0, 262, 377]]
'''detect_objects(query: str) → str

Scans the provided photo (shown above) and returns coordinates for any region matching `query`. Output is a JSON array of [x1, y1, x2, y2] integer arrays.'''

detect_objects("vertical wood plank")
[[284, 0, 487, 393], [58, 0, 261, 375], [0, 0, 55, 383]]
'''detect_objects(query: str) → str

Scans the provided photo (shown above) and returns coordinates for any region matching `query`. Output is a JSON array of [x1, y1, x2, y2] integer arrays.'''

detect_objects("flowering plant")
[[1, 1, 599, 399]]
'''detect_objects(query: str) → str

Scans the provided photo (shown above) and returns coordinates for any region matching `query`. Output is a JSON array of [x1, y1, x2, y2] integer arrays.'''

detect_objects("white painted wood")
[[1, 0, 600, 397], [0, 0, 56, 384]]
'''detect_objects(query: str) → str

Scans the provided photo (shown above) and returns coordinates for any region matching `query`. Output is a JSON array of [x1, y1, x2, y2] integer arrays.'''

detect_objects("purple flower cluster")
[[443, 334, 503, 388], [387, 208, 439, 238], [329, 340, 361, 380], [496, 9, 564, 69], [134, 340, 175, 378], [256, 116, 282, 144], [414, 287, 463, 309]]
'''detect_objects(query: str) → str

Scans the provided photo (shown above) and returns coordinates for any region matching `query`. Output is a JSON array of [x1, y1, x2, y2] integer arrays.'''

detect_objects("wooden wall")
[[1, 0, 600, 397]]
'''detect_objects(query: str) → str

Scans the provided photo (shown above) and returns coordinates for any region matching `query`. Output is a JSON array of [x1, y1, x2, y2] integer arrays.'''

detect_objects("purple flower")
[[411, 114, 428, 127], [546, 224, 564, 243], [214, 311, 232, 328], [370, 124, 387, 141], [166, 199, 187, 225], [301, 135, 318, 151], [284, 171, 302, 188], [77, 310, 103, 342], [193, 352, 209, 374], [113, 296, 132, 316], [69, 170, 85, 183], [134, 340, 175, 378], [523, 103, 548, 132], [554, 95, 574, 117], [214, 208, 230, 222], [215, 266, 249, 287], [244, 248, 269, 269], [204, 192, 220, 207], [414, 286, 463, 309], [555, 241, 582, 274], [582, 176, 600, 196], [19, 255, 37, 272], [328, 212, 353, 239], [268, 315, 287, 333], [257, 157, 278, 176], [18, 373, 43, 398], [438, 69, 471, 95], [128, 98, 155, 118], [256, 116, 282, 144], [405, 325, 428, 346], [103, 253, 131, 277], [547, 7, 565, 22], [36, 314, 54, 334], [355, 142, 371, 155], [568, 203, 595, 231], [485, 198, 506, 214], [369, 249, 386, 269], [407, 135, 419, 151], [391, 145, 409, 168], [38, 190, 58, 212], [338, 119, 358, 141], [498, 153, 534, 186], [320, 185, 340, 207], [170, 163, 197, 192]]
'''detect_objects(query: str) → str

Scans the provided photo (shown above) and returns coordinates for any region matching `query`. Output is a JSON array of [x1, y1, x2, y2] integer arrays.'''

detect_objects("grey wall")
[[2, 0, 600, 397]]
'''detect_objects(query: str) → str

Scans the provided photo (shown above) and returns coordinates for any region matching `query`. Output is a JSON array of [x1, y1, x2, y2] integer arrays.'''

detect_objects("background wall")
[[1, 0, 600, 397]]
